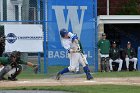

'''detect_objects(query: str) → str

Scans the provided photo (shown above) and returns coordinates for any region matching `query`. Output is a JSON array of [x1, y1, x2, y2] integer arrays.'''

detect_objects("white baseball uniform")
[[61, 32, 87, 72], [125, 57, 137, 69]]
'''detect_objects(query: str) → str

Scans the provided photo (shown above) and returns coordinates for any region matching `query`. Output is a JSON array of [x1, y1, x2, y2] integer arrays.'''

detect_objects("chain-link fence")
[[0, 0, 139, 78], [0, 0, 46, 76], [0, 0, 97, 77]]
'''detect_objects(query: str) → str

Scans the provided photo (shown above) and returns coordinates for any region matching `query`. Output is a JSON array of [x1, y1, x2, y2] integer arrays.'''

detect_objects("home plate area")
[[1, 75, 140, 87]]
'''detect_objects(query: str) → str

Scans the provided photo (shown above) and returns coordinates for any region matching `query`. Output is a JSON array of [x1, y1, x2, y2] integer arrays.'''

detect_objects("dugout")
[[98, 15, 140, 71]]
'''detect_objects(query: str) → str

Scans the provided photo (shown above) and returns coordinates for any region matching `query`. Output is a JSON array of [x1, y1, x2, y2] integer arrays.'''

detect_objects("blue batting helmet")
[[60, 29, 68, 38]]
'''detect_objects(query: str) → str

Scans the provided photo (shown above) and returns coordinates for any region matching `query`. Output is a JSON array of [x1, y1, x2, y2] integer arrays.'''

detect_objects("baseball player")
[[56, 29, 93, 80], [98, 33, 110, 72], [109, 41, 123, 72], [125, 41, 137, 71], [0, 51, 38, 81]]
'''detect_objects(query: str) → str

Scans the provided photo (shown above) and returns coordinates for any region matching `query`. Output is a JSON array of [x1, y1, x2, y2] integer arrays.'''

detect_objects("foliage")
[[117, 0, 140, 15]]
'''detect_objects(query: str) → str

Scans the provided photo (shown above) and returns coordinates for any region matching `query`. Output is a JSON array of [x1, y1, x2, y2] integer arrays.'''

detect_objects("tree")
[[117, 0, 140, 15]]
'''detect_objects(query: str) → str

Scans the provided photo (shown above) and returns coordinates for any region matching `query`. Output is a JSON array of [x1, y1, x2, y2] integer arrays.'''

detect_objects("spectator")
[[109, 41, 123, 72], [125, 41, 137, 71], [98, 33, 110, 72]]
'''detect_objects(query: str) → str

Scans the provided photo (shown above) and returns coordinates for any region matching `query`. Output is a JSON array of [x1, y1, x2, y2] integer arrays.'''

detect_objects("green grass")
[[93, 71, 140, 78], [1, 85, 140, 93], [17, 66, 140, 79], [2, 66, 140, 92], [17, 66, 66, 79]]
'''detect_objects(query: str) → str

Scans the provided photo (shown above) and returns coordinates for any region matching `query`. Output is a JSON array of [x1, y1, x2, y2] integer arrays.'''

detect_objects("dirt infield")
[[1, 77, 140, 88]]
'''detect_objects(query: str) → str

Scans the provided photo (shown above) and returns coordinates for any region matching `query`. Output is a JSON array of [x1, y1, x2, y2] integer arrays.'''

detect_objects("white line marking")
[[84, 81, 96, 83], [18, 81, 30, 83]]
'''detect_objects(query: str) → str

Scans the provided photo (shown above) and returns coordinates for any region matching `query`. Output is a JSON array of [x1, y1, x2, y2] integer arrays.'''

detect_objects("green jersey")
[[0, 57, 27, 66], [124, 48, 136, 58], [98, 39, 110, 54], [0, 57, 10, 66]]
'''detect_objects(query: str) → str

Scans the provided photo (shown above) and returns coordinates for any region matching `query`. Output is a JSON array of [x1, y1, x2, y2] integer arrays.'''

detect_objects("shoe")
[[86, 73, 93, 80], [87, 75, 93, 80], [118, 70, 121, 72], [2, 77, 7, 80], [56, 73, 61, 80], [101, 70, 105, 72], [0, 77, 7, 80], [8, 77, 18, 81], [134, 69, 137, 71], [109, 70, 113, 72], [0, 78, 2, 81]]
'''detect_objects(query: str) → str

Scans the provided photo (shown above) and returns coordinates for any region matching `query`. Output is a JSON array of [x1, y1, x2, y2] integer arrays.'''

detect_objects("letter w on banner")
[[47, 0, 96, 66]]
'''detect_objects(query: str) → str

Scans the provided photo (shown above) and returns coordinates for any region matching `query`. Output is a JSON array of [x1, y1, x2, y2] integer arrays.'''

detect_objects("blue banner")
[[138, 47, 140, 70], [48, 0, 96, 66]]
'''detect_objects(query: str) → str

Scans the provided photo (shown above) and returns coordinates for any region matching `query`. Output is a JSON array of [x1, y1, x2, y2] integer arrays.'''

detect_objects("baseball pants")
[[68, 53, 87, 72], [125, 58, 137, 69], [109, 59, 123, 71]]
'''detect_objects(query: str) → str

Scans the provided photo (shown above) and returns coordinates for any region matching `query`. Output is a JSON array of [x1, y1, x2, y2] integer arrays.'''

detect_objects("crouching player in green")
[[0, 51, 38, 81]]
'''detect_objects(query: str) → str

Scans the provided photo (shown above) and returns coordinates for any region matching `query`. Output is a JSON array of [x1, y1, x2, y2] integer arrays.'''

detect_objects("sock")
[[83, 66, 90, 73], [59, 67, 69, 75], [83, 66, 93, 79], [83, 66, 89, 74]]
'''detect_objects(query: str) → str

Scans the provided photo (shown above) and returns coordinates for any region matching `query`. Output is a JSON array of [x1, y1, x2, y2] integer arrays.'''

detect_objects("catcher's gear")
[[8, 76, 18, 81], [9, 51, 21, 68], [0, 66, 11, 80], [33, 64, 38, 74], [7, 64, 22, 81], [10, 51, 21, 61]]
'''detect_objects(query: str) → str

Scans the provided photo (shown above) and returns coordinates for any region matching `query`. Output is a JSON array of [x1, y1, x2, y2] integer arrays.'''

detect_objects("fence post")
[[38, 52, 41, 73], [94, 0, 98, 72], [37, 0, 41, 73], [43, 0, 47, 73], [138, 47, 140, 70]]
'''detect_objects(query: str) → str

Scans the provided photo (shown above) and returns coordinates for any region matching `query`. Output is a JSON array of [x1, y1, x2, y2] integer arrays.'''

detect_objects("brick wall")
[[98, 0, 129, 15]]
